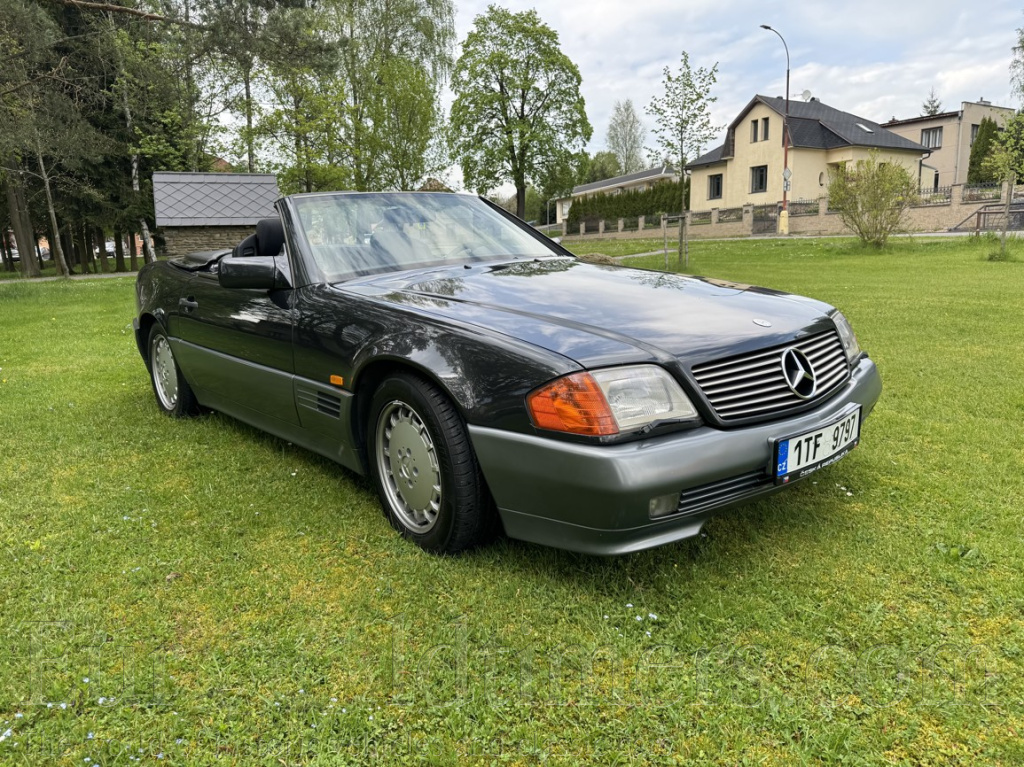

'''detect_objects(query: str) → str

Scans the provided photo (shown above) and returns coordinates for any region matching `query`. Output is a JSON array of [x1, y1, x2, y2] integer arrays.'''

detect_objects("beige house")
[[687, 95, 929, 214], [881, 100, 1014, 189], [554, 165, 678, 223]]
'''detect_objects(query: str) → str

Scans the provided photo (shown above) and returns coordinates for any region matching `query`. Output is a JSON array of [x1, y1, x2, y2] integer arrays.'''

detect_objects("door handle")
[[179, 297, 199, 312]]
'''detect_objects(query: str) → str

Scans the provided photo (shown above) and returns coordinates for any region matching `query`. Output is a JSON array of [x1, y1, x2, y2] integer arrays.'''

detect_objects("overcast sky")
[[449, 0, 1022, 170]]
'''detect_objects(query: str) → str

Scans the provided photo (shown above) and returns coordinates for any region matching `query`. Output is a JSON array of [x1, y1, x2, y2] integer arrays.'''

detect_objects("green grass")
[[563, 237, 667, 258], [1, 239, 1023, 765], [0, 263, 137, 281], [0, 265, 61, 280]]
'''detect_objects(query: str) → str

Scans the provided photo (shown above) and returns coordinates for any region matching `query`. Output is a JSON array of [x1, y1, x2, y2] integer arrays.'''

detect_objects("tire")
[[368, 373, 496, 554], [147, 324, 199, 418]]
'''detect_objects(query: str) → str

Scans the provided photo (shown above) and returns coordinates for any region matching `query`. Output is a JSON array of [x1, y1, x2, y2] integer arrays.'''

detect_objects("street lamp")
[[760, 24, 790, 235]]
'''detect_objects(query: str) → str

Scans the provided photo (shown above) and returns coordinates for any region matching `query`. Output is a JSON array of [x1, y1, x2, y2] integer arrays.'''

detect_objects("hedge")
[[566, 180, 689, 228]]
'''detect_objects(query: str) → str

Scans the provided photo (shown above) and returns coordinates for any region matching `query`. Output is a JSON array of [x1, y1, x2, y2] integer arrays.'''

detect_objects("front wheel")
[[368, 373, 496, 554], [147, 325, 198, 417]]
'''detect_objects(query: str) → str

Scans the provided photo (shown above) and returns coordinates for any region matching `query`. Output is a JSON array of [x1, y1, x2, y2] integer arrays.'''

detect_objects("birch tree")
[[606, 99, 645, 174], [646, 51, 719, 265]]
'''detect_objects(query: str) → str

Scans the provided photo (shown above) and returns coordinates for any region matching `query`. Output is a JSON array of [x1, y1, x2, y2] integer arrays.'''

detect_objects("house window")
[[761, 117, 769, 142], [708, 174, 723, 200], [751, 119, 759, 142], [970, 124, 979, 145], [750, 165, 768, 193], [921, 127, 943, 148]]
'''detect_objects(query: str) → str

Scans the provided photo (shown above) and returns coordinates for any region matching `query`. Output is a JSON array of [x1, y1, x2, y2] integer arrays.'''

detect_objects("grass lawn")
[[0, 237, 1022, 765]]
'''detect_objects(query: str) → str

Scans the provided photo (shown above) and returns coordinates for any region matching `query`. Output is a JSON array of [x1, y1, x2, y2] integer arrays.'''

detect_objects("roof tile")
[[153, 172, 280, 227]]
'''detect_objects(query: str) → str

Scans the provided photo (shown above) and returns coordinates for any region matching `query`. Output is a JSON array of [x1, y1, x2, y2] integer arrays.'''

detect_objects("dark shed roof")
[[153, 172, 280, 227], [571, 165, 677, 196]]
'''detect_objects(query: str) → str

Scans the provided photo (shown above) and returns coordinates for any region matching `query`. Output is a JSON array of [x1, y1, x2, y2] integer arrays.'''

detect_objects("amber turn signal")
[[329, 375, 344, 386], [527, 372, 618, 436]]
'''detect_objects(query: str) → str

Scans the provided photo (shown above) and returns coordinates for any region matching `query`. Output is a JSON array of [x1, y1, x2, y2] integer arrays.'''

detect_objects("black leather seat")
[[233, 233, 256, 258], [233, 218, 284, 258]]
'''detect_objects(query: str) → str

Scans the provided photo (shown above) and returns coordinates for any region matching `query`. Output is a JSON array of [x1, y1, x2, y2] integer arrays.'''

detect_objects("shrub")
[[826, 152, 917, 248], [566, 179, 688, 228]]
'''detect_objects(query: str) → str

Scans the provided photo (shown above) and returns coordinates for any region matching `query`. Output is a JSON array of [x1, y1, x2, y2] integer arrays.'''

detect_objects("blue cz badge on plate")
[[776, 440, 789, 475]]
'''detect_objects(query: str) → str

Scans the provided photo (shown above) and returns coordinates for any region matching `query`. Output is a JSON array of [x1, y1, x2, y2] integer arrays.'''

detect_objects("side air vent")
[[297, 385, 342, 419]]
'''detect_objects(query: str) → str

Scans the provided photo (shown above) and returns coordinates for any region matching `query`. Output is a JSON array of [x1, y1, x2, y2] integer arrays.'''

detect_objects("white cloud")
[[448, 0, 1021, 189]]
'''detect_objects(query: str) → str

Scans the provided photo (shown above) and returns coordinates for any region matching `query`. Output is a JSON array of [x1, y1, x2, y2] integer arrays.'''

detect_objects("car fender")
[[347, 323, 578, 433]]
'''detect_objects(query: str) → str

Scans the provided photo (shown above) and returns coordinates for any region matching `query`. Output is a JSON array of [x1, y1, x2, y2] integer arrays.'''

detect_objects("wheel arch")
[[350, 357, 467, 468], [136, 312, 161, 368]]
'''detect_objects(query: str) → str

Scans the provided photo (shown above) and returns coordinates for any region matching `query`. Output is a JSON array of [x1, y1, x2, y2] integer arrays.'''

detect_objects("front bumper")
[[469, 357, 882, 555]]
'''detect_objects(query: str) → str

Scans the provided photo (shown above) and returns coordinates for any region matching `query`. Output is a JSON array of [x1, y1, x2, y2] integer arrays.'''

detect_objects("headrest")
[[255, 218, 285, 258]]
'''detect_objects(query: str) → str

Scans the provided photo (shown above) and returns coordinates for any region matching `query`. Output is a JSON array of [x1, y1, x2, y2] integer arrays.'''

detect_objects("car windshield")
[[290, 192, 561, 281]]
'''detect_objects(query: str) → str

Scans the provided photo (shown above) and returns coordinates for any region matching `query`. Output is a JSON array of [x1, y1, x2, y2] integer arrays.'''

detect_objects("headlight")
[[831, 310, 862, 363], [527, 365, 698, 436]]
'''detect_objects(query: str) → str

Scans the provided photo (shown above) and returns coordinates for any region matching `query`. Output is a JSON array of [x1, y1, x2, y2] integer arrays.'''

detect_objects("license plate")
[[773, 407, 861, 485]]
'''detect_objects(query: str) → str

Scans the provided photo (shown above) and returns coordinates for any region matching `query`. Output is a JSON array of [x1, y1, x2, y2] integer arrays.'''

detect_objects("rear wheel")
[[148, 325, 198, 417], [368, 373, 495, 553]]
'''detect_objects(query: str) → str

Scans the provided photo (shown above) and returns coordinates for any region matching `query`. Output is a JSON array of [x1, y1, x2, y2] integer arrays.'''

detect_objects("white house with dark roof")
[[152, 172, 280, 258], [686, 95, 929, 213], [881, 100, 1015, 189], [553, 165, 678, 223]]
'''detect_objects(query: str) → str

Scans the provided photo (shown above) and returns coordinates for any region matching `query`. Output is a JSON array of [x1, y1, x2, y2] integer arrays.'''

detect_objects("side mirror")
[[218, 256, 290, 290]]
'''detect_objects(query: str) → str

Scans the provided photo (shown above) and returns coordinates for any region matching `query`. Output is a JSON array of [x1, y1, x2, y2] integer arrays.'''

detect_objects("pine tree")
[[922, 88, 942, 117], [967, 117, 999, 184]]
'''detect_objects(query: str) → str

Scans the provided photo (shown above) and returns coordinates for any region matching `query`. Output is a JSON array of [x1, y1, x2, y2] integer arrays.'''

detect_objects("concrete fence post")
[[951, 184, 964, 206]]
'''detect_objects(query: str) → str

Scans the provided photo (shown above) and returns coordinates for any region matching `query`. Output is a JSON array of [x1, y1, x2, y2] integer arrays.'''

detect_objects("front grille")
[[691, 330, 850, 422], [676, 470, 773, 516]]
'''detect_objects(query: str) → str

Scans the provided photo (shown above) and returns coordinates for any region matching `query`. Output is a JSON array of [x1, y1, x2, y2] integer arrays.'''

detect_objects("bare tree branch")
[[0, 58, 70, 99], [49, 0, 203, 28]]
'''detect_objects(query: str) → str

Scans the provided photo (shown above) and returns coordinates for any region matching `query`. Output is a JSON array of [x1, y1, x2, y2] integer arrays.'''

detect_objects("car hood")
[[345, 258, 836, 368]]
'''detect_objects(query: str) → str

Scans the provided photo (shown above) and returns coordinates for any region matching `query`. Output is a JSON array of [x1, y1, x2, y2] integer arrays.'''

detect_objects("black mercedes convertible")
[[133, 192, 881, 555]]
